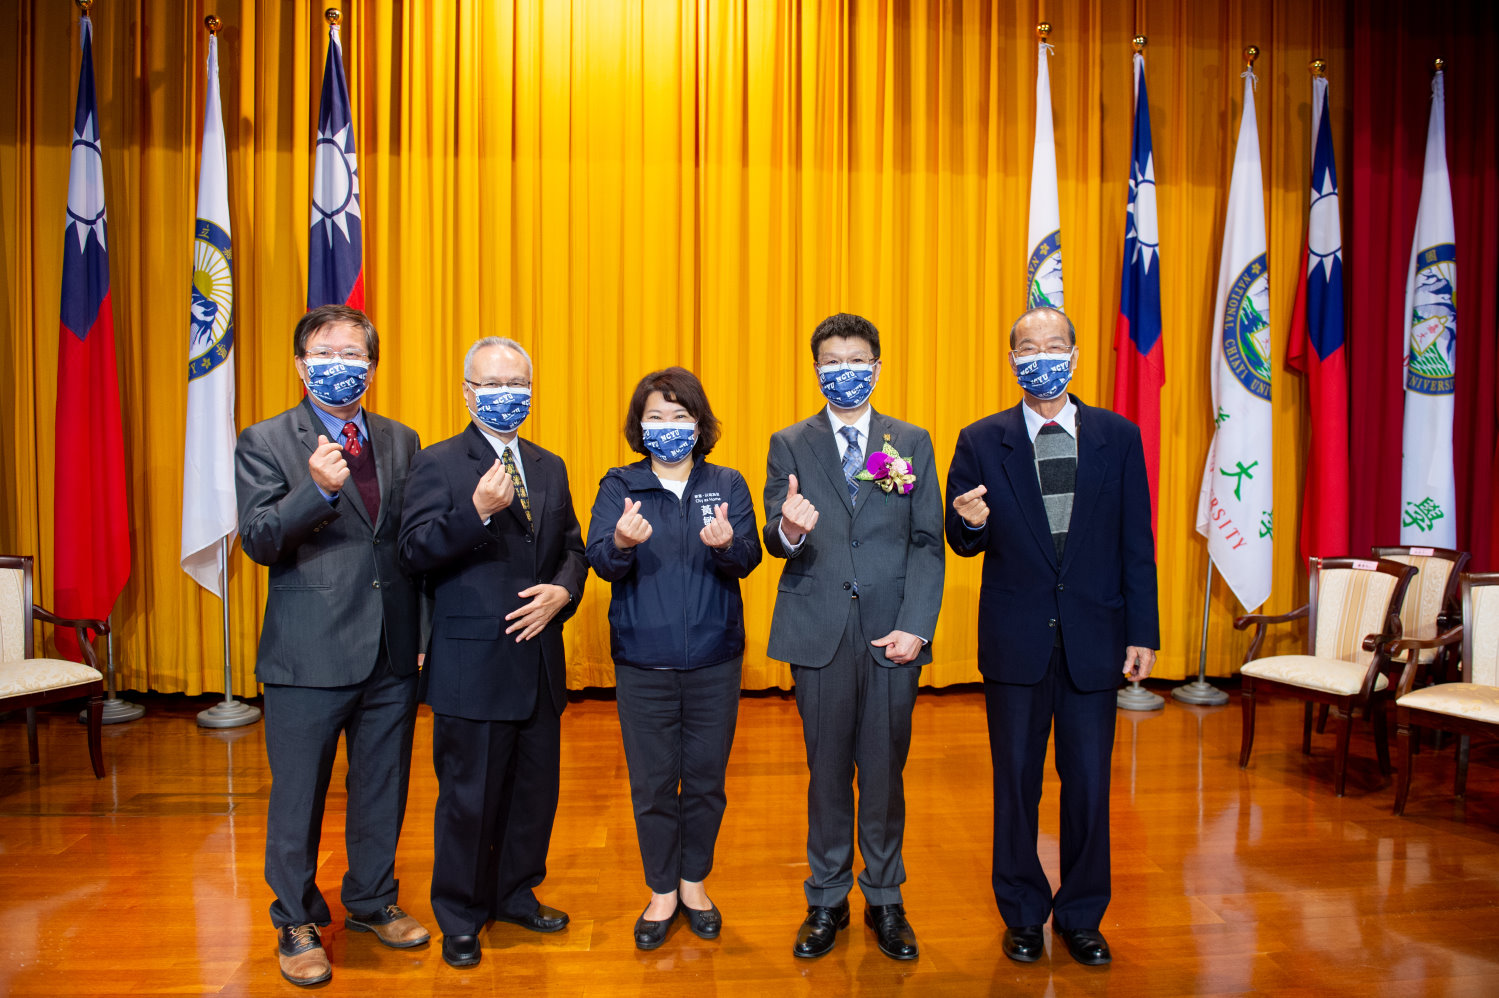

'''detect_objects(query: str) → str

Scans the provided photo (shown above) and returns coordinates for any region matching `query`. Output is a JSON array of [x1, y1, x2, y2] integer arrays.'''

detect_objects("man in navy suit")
[[944, 306, 1158, 966]]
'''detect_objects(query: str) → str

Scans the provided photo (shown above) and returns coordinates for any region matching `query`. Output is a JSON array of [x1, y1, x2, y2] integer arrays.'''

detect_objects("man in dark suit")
[[763, 312, 946, 961], [945, 306, 1159, 967], [398, 336, 587, 969], [236, 305, 428, 987]]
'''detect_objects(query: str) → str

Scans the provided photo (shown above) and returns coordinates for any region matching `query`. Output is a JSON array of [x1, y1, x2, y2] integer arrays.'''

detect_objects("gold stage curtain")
[[0, 0, 1348, 693]]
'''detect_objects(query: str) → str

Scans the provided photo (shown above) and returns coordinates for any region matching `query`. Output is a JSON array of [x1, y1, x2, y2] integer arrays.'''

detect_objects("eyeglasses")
[[1011, 344, 1072, 358], [817, 356, 876, 367], [305, 348, 371, 363], [465, 379, 532, 391]]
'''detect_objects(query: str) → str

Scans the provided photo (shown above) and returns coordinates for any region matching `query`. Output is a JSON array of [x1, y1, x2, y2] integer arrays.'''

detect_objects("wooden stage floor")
[[3, 685, 1499, 996]]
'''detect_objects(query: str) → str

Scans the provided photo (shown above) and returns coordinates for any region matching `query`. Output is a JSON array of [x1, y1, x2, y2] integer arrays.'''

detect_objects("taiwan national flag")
[[55, 13, 131, 659], [308, 18, 363, 310], [1285, 73, 1350, 562], [1112, 50, 1164, 535]]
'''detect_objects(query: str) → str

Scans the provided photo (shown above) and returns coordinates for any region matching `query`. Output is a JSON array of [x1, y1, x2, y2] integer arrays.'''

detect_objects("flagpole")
[[1173, 557, 1230, 705], [197, 535, 261, 728], [81, 610, 146, 725]]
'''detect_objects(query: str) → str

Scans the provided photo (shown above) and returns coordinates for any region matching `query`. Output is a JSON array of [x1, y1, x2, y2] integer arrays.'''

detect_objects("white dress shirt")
[[1021, 396, 1077, 441]]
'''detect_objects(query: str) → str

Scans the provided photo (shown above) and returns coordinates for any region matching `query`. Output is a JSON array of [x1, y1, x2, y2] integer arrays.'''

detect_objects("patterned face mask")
[[303, 356, 370, 407], [817, 363, 876, 409], [640, 421, 696, 464], [473, 386, 532, 432], [1011, 350, 1075, 400]]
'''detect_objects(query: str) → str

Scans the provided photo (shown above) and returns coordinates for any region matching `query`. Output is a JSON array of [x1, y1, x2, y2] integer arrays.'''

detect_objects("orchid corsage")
[[855, 436, 916, 495]]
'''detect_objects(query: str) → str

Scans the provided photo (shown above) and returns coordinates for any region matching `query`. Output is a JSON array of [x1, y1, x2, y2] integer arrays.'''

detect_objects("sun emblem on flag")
[[189, 219, 233, 380], [1027, 230, 1064, 311], [1126, 152, 1158, 273], [311, 122, 361, 246], [1406, 243, 1456, 395], [1223, 253, 1271, 401], [67, 111, 108, 252]]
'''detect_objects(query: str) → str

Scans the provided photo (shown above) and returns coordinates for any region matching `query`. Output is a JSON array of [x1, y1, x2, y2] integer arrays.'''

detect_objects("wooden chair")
[[1391, 572, 1499, 815], [0, 555, 106, 778], [1236, 557, 1416, 796]]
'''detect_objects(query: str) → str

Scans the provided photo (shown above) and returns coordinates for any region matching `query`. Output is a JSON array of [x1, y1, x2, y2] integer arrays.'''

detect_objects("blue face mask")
[[473, 386, 532, 433], [817, 363, 876, 410], [1012, 351, 1075, 401], [641, 421, 697, 465], [303, 357, 370, 407]]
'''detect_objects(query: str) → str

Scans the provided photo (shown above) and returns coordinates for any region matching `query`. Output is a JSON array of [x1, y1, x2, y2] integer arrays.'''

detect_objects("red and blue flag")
[[1286, 74, 1350, 561], [1112, 51, 1165, 535], [54, 13, 130, 659], [308, 19, 363, 310]]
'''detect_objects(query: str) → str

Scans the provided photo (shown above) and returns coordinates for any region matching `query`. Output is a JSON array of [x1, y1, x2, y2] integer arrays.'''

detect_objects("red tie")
[[342, 421, 362, 457]]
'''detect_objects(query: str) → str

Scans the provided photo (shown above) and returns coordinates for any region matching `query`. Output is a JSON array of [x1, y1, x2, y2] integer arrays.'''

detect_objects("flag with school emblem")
[[1026, 38, 1063, 312], [54, 13, 131, 660], [1112, 50, 1164, 534], [308, 18, 364, 309], [1285, 73, 1350, 562], [1399, 68, 1457, 546], [1196, 64, 1273, 612], [181, 30, 237, 597]]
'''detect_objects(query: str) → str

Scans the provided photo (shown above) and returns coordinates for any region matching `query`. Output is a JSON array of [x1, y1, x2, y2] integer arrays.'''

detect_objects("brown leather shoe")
[[277, 923, 332, 986], [345, 904, 430, 948]]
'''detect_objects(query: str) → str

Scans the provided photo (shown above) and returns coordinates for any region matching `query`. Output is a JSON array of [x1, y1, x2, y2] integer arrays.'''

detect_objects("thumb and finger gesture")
[[615, 497, 653, 549], [953, 484, 990, 527], [699, 501, 733, 549]]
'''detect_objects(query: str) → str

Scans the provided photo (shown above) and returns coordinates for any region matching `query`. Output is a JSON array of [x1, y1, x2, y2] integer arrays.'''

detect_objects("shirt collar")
[[825, 404, 873, 445], [475, 421, 523, 465], [1021, 396, 1077, 442], [310, 401, 368, 442]]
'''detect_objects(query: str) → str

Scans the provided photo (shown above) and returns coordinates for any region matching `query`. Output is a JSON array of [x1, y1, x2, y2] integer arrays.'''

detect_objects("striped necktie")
[[840, 425, 861, 504]]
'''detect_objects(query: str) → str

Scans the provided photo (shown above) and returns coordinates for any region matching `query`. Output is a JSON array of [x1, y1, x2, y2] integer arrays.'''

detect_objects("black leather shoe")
[[441, 934, 482, 968], [1002, 924, 1044, 963], [1056, 927, 1111, 965], [679, 901, 722, 940], [495, 903, 570, 933], [634, 904, 677, 950], [793, 901, 850, 959], [864, 903, 918, 960]]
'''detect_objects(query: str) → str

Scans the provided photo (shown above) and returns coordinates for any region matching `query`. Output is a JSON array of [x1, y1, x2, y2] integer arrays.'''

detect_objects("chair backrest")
[[1372, 546, 1469, 643], [0, 555, 34, 662], [1307, 557, 1416, 666], [1461, 573, 1499, 687]]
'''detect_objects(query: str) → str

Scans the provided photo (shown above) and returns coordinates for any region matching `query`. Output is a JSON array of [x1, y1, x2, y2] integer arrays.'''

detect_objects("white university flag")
[[1196, 66, 1273, 612], [1026, 39, 1063, 311], [181, 33, 238, 597], [1399, 69, 1457, 546]]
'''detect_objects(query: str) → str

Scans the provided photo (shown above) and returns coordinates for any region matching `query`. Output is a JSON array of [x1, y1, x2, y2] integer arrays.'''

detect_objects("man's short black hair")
[[810, 312, 881, 362], [1009, 306, 1076, 350], [294, 304, 380, 363]]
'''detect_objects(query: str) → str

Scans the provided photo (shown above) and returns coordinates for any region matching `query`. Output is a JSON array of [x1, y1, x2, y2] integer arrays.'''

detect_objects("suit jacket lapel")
[[801, 412, 855, 517], [299, 397, 372, 531], [1000, 404, 1058, 568], [851, 411, 891, 523], [1060, 399, 1105, 575], [370, 416, 395, 533], [517, 438, 546, 537]]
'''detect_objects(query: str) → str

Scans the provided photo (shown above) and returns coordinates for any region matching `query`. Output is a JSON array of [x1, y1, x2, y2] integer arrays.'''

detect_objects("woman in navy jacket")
[[585, 367, 762, 950]]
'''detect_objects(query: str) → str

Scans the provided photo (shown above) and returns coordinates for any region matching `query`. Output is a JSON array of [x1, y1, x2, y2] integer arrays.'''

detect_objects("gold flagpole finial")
[[1244, 45, 1260, 67], [205, 15, 222, 36], [75, 0, 93, 11], [1433, 57, 1445, 72], [1132, 36, 1148, 53], [1037, 22, 1052, 41], [325, 8, 342, 26], [1310, 58, 1326, 76]]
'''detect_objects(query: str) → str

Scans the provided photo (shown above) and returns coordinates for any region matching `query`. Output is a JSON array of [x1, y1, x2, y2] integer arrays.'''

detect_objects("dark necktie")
[[342, 421, 362, 457], [840, 425, 861, 504], [501, 445, 531, 525]]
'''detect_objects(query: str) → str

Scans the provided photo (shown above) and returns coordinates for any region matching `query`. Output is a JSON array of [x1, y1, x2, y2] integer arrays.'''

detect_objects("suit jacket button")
[[1056, 582, 1064, 591], [1048, 618, 1056, 628], [851, 539, 861, 548], [842, 581, 852, 591], [372, 581, 382, 589], [373, 538, 380, 545]]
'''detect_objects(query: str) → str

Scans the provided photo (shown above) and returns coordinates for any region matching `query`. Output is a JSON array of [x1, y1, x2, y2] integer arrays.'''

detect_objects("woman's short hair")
[[624, 367, 721, 460]]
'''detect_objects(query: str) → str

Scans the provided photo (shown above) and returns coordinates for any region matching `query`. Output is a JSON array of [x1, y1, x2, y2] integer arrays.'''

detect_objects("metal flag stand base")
[[198, 539, 261, 729], [1173, 558, 1230, 706], [81, 615, 145, 725], [1118, 680, 1165, 710]]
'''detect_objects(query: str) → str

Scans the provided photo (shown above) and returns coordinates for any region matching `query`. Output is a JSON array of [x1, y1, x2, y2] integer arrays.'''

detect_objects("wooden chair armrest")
[[1390, 625, 1463, 698], [32, 605, 109, 671], [1235, 604, 1308, 665]]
